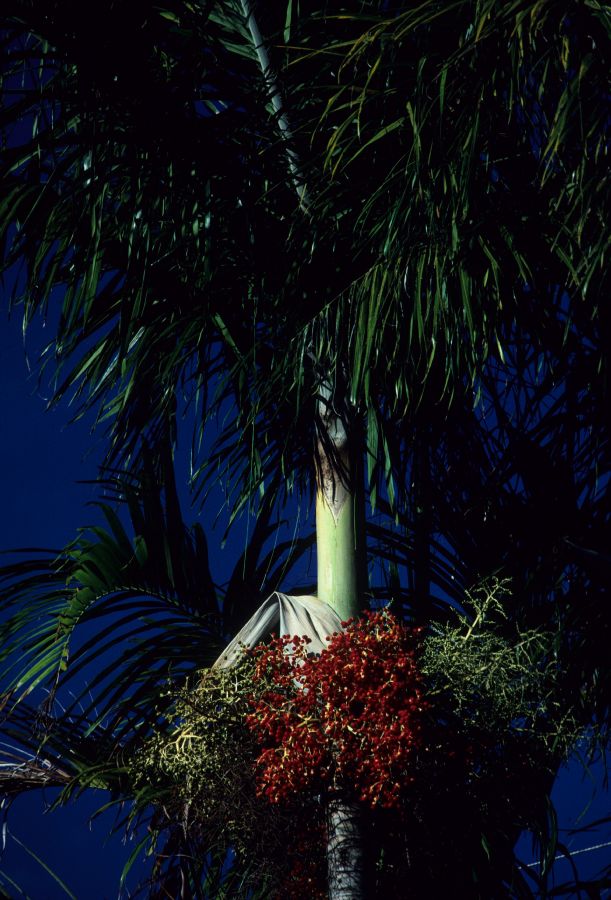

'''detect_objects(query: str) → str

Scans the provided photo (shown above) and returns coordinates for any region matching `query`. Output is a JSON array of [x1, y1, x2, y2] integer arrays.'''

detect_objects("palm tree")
[[1, 0, 609, 895], [2, 0, 605, 490]]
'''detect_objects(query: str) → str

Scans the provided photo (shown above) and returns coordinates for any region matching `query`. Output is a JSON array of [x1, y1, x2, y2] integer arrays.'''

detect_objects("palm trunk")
[[237, 8, 364, 893], [325, 797, 365, 900], [316, 384, 366, 900]]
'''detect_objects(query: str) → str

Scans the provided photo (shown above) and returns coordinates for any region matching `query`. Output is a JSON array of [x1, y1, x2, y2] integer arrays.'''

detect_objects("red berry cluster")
[[245, 611, 428, 809]]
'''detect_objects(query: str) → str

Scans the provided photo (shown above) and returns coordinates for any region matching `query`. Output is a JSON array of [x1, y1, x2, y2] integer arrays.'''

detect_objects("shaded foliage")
[[0, 0, 609, 896], [0, 1, 607, 512]]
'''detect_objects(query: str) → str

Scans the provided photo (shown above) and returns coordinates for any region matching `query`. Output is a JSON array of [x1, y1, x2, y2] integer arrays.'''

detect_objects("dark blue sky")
[[0, 307, 609, 897], [0, 310, 137, 897]]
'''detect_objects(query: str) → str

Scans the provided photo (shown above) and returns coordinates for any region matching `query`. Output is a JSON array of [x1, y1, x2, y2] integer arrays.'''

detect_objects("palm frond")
[[0, 453, 304, 743], [3, 2, 607, 519]]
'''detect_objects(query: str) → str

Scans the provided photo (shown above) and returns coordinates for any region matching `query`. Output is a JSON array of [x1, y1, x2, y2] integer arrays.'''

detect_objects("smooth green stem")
[[316, 485, 362, 622]]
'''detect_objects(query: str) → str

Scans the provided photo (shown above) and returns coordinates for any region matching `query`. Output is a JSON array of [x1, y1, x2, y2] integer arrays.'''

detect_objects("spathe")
[[212, 592, 343, 669]]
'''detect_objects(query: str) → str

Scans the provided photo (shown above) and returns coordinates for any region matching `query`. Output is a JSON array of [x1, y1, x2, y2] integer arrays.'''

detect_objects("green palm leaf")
[[2, 1, 606, 516]]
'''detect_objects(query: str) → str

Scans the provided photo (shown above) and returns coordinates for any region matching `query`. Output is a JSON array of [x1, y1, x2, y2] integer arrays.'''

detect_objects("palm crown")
[[2, 0, 607, 505]]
